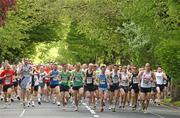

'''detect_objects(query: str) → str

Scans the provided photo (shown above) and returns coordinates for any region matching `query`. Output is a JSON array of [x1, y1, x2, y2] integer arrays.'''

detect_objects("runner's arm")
[[93, 71, 96, 84], [151, 72, 156, 82], [108, 73, 112, 85], [163, 73, 168, 80], [0, 71, 6, 79], [70, 71, 74, 81], [137, 71, 143, 86]]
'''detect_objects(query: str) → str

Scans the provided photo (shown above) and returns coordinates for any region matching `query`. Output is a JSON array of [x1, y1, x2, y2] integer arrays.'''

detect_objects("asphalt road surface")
[[0, 99, 180, 118]]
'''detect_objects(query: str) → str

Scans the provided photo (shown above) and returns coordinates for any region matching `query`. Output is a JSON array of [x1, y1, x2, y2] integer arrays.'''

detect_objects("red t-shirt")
[[0, 70, 14, 86], [44, 67, 50, 83]]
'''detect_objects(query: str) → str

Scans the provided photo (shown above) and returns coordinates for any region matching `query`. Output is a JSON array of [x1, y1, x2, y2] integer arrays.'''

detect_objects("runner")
[[155, 66, 167, 105], [0, 65, 15, 108], [12, 65, 20, 101], [59, 64, 71, 110], [31, 65, 40, 107], [151, 70, 157, 105], [130, 66, 139, 110], [71, 63, 84, 111], [127, 65, 132, 107], [20, 59, 32, 108], [97, 64, 109, 112], [38, 66, 47, 104], [49, 65, 61, 106], [166, 74, 171, 97], [106, 64, 113, 110], [44, 64, 51, 102], [109, 65, 120, 112], [94, 64, 100, 105], [0, 63, 4, 101], [82, 64, 88, 101], [84, 63, 96, 109], [119, 66, 130, 110], [138, 63, 156, 113]]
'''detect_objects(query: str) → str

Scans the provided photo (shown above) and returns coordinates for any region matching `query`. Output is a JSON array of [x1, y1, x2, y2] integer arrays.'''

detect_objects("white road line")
[[149, 111, 165, 118], [94, 115, 100, 118], [82, 102, 100, 118], [19, 109, 26, 118]]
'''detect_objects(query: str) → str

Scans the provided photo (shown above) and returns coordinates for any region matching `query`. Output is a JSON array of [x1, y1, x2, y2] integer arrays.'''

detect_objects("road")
[[0, 99, 180, 118]]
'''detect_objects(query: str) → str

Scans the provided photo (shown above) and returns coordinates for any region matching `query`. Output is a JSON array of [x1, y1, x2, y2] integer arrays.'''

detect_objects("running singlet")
[[0, 70, 14, 86], [44, 67, 50, 83], [98, 74, 108, 89], [141, 72, 152, 88], [73, 71, 83, 87], [60, 71, 71, 86], [111, 72, 119, 84], [21, 65, 31, 78], [155, 72, 164, 85], [131, 73, 138, 84], [120, 72, 129, 86], [39, 72, 46, 84], [50, 70, 59, 85], [86, 70, 94, 85]]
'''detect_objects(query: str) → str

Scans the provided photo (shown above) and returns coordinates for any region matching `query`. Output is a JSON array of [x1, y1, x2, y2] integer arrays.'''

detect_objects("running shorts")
[[140, 87, 151, 93], [3, 85, 12, 92], [156, 84, 164, 92], [60, 85, 69, 92], [131, 84, 139, 93], [119, 85, 129, 93]]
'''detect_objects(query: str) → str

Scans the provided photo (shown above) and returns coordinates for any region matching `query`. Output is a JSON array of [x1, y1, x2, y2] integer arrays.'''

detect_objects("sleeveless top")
[[86, 70, 94, 85], [140, 71, 152, 88], [131, 73, 138, 84], [155, 72, 164, 85], [120, 72, 129, 86], [60, 71, 71, 86], [111, 71, 120, 84], [21, 65, 31, 79], [73, 71, 83, 87]]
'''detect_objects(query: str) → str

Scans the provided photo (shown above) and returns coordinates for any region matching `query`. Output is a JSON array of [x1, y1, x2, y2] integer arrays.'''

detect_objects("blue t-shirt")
[[98, 74, 108, 89], [50, 70, 59, 86]]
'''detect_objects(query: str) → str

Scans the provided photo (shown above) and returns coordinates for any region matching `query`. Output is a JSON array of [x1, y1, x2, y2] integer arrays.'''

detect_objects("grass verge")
[[163, 98, 180, 107]]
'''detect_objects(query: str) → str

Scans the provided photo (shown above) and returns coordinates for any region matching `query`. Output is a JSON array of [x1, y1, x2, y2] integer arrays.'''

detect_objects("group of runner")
[[0, 59, 171, 113]]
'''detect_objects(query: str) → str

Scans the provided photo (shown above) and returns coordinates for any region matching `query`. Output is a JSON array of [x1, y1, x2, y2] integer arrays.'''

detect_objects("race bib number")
[[53, 77, 58, 81], [5, 78, 11, 85], [62, 78, 67, 83], [75, 77, 81, 82], [24, 71, 29, 77], [45, 77, 49, 80], [113, 75, 119, 83], [34, 75, 38, 80], [157, 76, 163, 80], [122, 78, 128, 84], [133, 77, 138, 83], [35, 79, 39, 86], [39, 78, 43, 83], [143, 78, 149, 85], [39, 75, 44, 83], [100, 79, 105, 85], [87, 77, 93, 84]]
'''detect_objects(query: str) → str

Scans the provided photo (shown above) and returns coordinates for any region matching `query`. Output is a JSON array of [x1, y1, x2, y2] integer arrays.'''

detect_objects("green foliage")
[[0, 0, 179, 86], [155, 38, 180, 84]]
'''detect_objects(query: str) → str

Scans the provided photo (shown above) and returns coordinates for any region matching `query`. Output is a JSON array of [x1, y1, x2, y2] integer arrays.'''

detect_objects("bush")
[[155, 39, 180, 85]]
